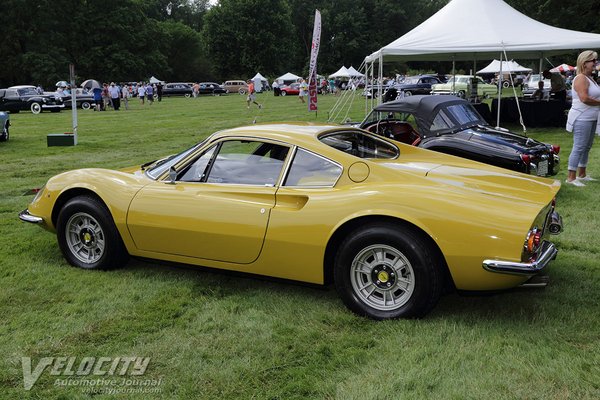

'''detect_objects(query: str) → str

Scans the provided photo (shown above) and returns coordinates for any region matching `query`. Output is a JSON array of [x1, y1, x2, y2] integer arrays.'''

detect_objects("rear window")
[[320, 130, 398, 159]]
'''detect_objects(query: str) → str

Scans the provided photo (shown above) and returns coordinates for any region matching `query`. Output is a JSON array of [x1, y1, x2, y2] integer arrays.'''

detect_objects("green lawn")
[[1, 93, 599, 399]]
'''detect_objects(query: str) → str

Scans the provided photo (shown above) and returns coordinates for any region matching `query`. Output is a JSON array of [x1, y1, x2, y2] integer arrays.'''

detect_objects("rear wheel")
[[334, 223, 443, 319], [457, 90, 466, 98], [280, 90, 287, 96], [238, 88, 247, 95], [404, 90, 412, 96], [56, 195, 129, 270], [81, 101, 91, 110], [30, 102, 42, 114], [0, 123, 8, 142]]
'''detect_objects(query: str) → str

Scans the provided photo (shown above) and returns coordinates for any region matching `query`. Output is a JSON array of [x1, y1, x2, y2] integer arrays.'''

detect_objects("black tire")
[[280, 90, 287, 96], [56, 195, 129, 270], [238, 88, 247, 95], [404, 90, 412, 96], [81, 101, 91, 110], [334, 223, 443, 320], [30, 102, 42, 114], [457, 90, 466, 98]]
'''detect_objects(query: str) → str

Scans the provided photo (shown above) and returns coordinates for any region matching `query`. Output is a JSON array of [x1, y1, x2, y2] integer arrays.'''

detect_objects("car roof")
[[9, 85, 36, 89], [373, 94, 467, 115]]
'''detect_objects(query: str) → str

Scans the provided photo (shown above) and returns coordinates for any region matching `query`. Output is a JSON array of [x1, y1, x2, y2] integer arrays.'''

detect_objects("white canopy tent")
[[347, 66, 365, 78], [329, 66, 350, 79], [252, 72, 268, 92], [361, 0, 600, 128], [149, 76, 165, 84], [275, 72, 302, 84], [477, 60, 532, 74]]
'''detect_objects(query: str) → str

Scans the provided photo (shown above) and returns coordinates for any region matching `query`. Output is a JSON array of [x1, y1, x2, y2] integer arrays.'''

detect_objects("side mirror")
[[167, 166, 178, 184]]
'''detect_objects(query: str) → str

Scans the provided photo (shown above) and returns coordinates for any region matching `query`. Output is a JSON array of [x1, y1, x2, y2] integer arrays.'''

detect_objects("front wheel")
[[238, 88, 247, 95], [30, 102, 42, 114], [0, 124, 8, 142], [334, 224, 443, 319], [280, 90, 287, 96], [81, 101, 91, 110], [56, 195, 129, 270]]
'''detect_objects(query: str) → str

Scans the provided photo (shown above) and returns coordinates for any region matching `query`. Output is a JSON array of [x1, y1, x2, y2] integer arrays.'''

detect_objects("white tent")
[[329, 66, 350, 78], [477, 60, 532, 74], [347, 66, 365, 77], [275, 72, 302, 84], [252, 72, 268, 92], [149, 76, 165, 84], [365, 0, 600, 63]]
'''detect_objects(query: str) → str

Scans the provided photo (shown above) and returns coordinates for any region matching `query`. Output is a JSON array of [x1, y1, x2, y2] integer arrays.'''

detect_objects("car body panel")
[[162, 83, 193, 96], [431, 75, 498, 97], [22, 123, 561, 290]]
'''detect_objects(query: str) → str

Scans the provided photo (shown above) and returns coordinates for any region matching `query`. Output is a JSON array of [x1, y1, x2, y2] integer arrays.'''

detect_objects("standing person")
[[146, 83, 154, 105], [121, 84, 130, 110], [156, 83, 163, 102], [565, 50, 600, 186], [92, 86, 102, 111], [193, 82, 200, 98], [298, 79, 308, 103], [543, 69, 567, 102], [101, 83, 110, 110], [245, 79, 262, 109], [108, 82, 120, 110], [138, 82, 146, 105]]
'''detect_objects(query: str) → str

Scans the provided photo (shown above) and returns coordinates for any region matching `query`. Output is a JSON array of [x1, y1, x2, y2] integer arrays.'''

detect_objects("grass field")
[[1, 93, 599, 399]]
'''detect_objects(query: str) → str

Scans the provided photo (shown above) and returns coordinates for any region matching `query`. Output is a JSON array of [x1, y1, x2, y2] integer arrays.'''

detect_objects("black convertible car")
[[359, 95, 559, 177]]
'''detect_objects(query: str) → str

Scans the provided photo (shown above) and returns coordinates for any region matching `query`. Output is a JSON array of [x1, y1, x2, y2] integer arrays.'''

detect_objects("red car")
[[279, 83, 300, 96]]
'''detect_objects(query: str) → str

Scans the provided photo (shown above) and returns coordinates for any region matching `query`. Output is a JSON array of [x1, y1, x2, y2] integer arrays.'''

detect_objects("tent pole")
[[452, 58, 455, 94], [378, 53, 383, 106], [496, 51, 503, 128]]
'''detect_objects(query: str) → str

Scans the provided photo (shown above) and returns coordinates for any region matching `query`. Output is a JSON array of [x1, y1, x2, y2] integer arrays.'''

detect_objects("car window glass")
[[430, 110, 454, 131], [284, 149, 342, 187], [179, 145, 217, 182], [205, 140, 288, 186], [320, 130, 398, 159], [445, 104, 481, 126]]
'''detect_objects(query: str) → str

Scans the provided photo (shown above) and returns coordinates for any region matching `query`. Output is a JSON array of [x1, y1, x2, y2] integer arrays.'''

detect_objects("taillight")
[[520, 154, 531, 164], [551, 145, 560, 154], [524, 228, 542, 253]]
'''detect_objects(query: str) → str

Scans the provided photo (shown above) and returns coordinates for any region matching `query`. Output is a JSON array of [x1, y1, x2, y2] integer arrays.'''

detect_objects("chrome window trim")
[[282, 147, 343, 188]]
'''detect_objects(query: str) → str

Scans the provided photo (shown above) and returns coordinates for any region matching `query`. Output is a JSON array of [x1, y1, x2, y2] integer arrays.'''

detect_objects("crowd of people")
[[89, 82, 164, 111]]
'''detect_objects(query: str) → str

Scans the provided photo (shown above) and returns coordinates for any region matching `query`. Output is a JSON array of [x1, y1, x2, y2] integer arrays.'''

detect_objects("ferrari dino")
[[20, 123, 563, 319]]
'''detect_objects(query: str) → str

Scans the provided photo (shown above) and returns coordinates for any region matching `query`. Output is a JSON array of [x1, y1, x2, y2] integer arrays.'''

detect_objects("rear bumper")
[[19, 209, 43, 224], [482, 241, 558, 275]]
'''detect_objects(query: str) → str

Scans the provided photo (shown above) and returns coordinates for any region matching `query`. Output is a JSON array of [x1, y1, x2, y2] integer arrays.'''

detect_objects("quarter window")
[[284, 148, 342, 187]]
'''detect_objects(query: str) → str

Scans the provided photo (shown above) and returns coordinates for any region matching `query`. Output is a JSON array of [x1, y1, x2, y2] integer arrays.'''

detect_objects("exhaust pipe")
[[548, 211, 562, 235]]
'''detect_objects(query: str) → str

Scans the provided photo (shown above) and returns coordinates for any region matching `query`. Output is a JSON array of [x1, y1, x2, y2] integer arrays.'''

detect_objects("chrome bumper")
[[482, 241, 558, 275], [19, 209, 43, 224]]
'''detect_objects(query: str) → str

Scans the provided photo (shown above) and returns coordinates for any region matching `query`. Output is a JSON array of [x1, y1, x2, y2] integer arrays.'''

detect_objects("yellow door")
[[127, 182, 276, 264]]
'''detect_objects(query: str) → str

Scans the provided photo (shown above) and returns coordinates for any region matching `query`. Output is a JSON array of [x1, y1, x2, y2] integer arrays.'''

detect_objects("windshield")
[[146, 141, 206, 179]]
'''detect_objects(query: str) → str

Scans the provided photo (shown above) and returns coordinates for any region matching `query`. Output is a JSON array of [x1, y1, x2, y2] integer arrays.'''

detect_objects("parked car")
[[162, 83, 193, 97], [0, 85, 64, 114], [359, 95, 560, 177], [430, 75, 498, 98], [0, 111, 9, 142], [58, 88, 95, 110], [19, 123, 562, 320], [198, 82, 226, 95], [522, 75, 551, 98], [223, 80, 249, 95], [279, 82, 300, 96], [390, 75, 443, 96]]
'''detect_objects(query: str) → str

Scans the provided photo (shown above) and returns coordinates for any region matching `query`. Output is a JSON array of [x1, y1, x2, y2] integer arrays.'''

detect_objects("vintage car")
[[390, 75, 443, 96], [430, 75, 498, 98], [0, 85, 64, 114], [19, 123, 562, 319], [223, 80, 249, 95], [162, 83, 193, 97], [359, 95, 560, 177], [198, 82, 227, 95], [0, 111, 9, 142], [279, 83, 301, 96], [522, 75, 551, 98], [58, 88, 96, 110]]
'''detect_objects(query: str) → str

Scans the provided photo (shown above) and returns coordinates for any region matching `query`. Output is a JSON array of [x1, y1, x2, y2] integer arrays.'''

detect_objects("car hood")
[[449, 125, 549, 153]]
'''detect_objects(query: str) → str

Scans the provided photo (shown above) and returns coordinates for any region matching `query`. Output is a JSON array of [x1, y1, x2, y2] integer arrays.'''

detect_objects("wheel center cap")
[[378, 271, 389, 283], [81, 230, 94, 245], [372, 265, 396, 289]]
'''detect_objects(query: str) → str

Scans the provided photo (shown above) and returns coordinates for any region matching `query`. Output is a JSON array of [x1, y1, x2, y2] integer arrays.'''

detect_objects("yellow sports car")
[[19, 123, 563, 319]]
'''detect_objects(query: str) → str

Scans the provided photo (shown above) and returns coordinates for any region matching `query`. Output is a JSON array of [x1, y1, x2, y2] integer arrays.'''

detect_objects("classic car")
[[223, 80, 249, 95], [430, 75, 498, 98], [0, 85, 64, 114], [359, 95, 560, 177], [198, 82, 227, 95], [162, 83, 193, 97], [279, 83, 300, 96], [0, 111, 9, 142], [522, 75, 551, 98], [390, 75, 443, 96], [19, 123, 563, 320], [58, 88, 96, 110]]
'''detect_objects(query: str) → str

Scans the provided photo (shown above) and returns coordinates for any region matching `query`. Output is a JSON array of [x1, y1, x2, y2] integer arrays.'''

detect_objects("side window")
[[206, 140, 288, 185], [178, 145, 217, 182], [284, 148, 342, 187]]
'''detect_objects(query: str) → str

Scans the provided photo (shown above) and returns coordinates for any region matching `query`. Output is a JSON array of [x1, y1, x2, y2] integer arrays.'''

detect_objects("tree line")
[[1, 0, 599, 88]]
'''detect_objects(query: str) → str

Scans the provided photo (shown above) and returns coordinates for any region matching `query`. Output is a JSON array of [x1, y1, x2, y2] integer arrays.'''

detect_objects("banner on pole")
[[308, 10, 321, 112]]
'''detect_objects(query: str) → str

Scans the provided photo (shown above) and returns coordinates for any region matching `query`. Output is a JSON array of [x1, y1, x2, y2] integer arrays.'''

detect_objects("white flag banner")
[[308, 10, 321, 112]]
